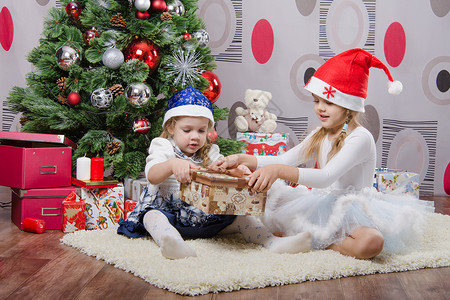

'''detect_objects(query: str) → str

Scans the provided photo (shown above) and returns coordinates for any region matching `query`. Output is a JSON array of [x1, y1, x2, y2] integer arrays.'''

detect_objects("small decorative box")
[[62, 191, 85, 233], [179, 170, 266, 216], [374, 168, 420, 198], [236, 132, 289, 156], [124, 199, 137, 220]]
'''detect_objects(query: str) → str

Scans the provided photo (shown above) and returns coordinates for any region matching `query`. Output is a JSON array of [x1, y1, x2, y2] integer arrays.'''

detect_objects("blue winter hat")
[[163, 86, 215, 127]]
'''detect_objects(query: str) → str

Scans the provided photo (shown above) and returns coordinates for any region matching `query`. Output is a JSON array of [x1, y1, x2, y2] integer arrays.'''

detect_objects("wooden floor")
[[1, 186, 449, 300]]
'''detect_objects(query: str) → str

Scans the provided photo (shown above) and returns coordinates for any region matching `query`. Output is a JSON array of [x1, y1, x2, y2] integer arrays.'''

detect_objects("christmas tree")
[[7, 0, 241, 180]]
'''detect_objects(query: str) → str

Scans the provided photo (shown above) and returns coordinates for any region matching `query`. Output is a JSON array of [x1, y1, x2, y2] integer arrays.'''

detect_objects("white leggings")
[[143, 210, 311, 258]]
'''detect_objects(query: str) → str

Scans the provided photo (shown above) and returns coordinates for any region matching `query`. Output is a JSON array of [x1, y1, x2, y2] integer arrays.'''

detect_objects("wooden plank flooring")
[[0, 186, 449, 299]]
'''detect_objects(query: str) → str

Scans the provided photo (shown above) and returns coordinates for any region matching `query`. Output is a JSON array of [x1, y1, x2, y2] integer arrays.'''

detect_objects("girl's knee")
[[355, 228, 384, 259]]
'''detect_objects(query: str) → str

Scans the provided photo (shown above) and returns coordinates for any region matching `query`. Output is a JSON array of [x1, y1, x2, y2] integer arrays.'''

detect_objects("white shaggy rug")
[[61, 213, 450, 296]]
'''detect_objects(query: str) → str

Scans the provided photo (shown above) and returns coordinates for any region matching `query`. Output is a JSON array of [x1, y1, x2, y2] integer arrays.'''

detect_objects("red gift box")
[[62, 191, 86, 233], [11, 186, 76, 230], [124, 199, 137, 220], [0, 131, 76, 189]]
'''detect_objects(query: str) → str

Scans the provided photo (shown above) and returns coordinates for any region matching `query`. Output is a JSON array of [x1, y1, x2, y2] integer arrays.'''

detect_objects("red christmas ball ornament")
[[67, 92, 81, 106], [183, 32, 192, 40], [207, 130, 218, 143], [201, 70, 221, 103], [124, 39, 161, 74], [151, 0, 167, 12], [83, 28, 99, 45], [133, 117, 151, 134], [135, 10, 149, 20], [66, 1, 82, 18]]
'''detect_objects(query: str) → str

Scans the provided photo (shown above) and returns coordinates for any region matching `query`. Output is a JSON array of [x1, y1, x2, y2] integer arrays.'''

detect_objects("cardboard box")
[[11, 186, 76, 230], [82, 184, 125, 230], [236, 132, 289, 156], [62, 191, 85, 233], [179, 171, 266, 216], [374, 168, 420, 198], [0, 131, 76, 189]]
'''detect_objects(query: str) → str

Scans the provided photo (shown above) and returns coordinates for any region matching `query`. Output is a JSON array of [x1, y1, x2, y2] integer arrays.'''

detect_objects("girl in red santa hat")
[[211, 48, 434, 259]]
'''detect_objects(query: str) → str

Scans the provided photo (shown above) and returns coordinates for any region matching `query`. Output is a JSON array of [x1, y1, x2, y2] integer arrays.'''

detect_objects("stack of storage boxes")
[[0, 131, 76, 230]]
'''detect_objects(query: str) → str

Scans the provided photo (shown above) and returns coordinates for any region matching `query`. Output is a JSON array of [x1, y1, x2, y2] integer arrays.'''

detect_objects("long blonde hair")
[[161, 116, 213, 167], [302, 109, 360, 167]]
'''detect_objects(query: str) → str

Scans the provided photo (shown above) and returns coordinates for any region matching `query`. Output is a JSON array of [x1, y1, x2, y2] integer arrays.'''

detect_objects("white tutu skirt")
[[261, 181, 435, 254]]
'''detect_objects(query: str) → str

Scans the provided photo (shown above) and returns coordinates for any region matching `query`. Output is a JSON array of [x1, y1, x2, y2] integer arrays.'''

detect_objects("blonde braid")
[[328, 110, 353, 161], [301, 127, 328, 165]]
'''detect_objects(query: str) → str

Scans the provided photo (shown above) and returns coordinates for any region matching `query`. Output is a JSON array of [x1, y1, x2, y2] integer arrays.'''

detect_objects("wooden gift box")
[[179, 171, 267, 216], [0, 131, 76, 189], [11, 186, 76, 230]]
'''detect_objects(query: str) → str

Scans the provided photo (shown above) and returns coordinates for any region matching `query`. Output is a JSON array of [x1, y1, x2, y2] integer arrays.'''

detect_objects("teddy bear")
[[234, 89, 277, 133]]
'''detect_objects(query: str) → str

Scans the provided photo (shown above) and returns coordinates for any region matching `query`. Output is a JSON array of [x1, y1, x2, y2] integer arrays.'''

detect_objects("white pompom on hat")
[[304, 48, 403, 112]]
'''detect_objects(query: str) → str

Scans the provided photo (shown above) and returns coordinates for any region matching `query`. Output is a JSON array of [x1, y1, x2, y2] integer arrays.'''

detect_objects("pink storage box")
[[11, 186, 76, 230], [0, 131, 76, 189]]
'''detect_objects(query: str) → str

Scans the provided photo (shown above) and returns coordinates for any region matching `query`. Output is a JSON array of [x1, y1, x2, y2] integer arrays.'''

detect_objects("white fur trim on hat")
[[162, 105, 215, 127], [305, 77, 365, 112]]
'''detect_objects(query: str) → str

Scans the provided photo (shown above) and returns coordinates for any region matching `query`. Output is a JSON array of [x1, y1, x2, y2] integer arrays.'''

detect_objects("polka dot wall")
[[0, 1, 448, 195]]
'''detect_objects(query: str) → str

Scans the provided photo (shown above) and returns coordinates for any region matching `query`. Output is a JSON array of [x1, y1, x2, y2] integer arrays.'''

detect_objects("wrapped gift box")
[[236, 132, 289, 156], [62, 191, 85, 233], [81, 184, 125, 230], [374, 168, 420, 198], [124, 178, 133, 199], [0, 131, 76, 189], [124, 199, 137, 220], [132, 178, 148, 201], [11, 186, 76, 230], [179, 171, 266, 216]]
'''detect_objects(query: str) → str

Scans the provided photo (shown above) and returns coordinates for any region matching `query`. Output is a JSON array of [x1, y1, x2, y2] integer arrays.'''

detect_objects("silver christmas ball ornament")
[[91, 88, 113, 109], [55, 45, 80, 70], [166, 0, 185, 16], [134, 0, 151, 11], [102, 48, 124, 70], [192, 29, 210, 47], [126, 83, 152, 107]]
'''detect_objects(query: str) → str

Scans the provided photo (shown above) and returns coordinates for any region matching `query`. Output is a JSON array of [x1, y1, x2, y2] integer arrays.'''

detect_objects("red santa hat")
[[304, 48, 402, 112]]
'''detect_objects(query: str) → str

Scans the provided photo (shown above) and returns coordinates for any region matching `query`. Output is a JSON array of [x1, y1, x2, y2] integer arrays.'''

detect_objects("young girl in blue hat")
[[118, 86, 311, 259], [212, 49, 435, 259]]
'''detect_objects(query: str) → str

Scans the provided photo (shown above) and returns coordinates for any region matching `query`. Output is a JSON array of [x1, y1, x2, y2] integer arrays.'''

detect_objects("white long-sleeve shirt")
[[257, 127, 376, 191]]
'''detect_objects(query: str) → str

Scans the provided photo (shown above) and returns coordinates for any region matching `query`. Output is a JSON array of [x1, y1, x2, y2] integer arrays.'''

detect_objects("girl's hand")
[[248, 165, 281, 192], [209, 154, 241, 172], [237, 164, 252, 175], [171, 158, 200, 183]]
